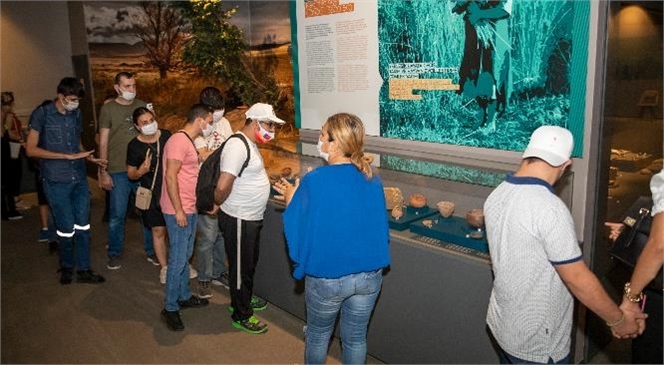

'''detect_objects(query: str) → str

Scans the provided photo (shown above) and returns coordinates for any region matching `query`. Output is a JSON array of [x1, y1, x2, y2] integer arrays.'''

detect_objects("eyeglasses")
[[261, 121, 277, 129]]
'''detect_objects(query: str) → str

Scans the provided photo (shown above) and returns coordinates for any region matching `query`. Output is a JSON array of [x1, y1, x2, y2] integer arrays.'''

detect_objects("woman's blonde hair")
[[324, 113, 374, 179]]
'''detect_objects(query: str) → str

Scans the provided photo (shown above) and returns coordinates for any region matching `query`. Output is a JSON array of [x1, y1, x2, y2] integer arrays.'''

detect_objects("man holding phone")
[[26, 77, 107, 285]]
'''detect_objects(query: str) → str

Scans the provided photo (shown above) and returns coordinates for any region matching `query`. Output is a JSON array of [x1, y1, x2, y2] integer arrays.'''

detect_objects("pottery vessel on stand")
[[466, 209, 485, 239], [437, 201, 455, 218], [408, 193, 427, 208]]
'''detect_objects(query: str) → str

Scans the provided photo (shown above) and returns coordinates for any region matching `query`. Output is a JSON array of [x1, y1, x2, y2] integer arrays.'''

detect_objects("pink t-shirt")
[[160, 132, 199, 215]]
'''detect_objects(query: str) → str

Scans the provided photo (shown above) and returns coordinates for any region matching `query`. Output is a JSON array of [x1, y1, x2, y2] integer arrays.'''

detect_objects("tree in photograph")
[[134, 1, 187, 80], [177, 0, 280, 106]]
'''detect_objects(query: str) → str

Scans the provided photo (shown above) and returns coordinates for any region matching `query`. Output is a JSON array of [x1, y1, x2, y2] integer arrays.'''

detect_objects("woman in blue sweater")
[[274, 113, 390, 364]]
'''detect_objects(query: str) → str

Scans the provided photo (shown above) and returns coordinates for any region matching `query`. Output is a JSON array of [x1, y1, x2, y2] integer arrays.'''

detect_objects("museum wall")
[[0, 1, 74, 119], [604, 4, 663, 119]]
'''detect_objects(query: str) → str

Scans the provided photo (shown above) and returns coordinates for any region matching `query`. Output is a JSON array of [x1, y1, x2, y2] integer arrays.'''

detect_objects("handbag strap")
[[147, 137, 160, 191]]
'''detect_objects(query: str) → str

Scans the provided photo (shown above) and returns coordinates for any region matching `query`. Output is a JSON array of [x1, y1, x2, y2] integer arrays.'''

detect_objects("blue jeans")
[[43, 178, 91, 270], [304, 269, 383, 365], [107, 172, 154, 257], [163, 213, 197, 311], [499, 349, 570, 364], [196, 213, 226, 281]]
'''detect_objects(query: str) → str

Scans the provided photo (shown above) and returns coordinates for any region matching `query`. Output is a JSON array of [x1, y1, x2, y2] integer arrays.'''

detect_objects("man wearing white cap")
[[483, 126, 646, 363], [213, 102, 285, 334]]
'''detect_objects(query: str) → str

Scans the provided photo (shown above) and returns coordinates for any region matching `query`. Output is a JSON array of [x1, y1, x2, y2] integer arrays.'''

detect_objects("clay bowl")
[[437, 201, 455, 218], [466, 209, 485, 228], [408, 193, 427, 208]]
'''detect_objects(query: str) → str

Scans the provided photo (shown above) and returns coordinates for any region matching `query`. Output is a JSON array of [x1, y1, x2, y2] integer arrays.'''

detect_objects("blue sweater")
[[283, 164, 391, 280]]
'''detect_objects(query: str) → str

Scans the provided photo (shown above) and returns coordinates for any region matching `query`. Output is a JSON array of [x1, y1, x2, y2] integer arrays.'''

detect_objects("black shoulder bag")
[[609, 195, 663, 291]]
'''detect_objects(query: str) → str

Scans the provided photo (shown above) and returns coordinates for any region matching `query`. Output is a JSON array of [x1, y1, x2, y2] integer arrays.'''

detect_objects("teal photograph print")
[[378, 0, 589, 156]]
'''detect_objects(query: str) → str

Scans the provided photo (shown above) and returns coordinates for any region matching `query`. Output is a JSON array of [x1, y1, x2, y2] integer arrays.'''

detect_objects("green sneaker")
[[232, 315, 268, 334], [228, 295, 268, 313]]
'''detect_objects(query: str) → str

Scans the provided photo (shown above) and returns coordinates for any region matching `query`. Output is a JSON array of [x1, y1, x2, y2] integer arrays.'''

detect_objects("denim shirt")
[[29, 102, 86, 182]]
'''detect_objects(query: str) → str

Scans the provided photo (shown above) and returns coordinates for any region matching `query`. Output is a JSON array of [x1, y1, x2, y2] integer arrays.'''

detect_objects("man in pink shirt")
[[160, 104, 214, 331]]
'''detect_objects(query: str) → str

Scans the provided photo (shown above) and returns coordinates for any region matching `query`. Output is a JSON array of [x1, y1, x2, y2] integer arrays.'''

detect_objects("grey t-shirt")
[[99, 99, 146, 173]]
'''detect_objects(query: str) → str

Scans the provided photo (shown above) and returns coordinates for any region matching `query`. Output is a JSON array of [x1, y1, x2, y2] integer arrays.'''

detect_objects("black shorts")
[[140, 207, 165, 228]]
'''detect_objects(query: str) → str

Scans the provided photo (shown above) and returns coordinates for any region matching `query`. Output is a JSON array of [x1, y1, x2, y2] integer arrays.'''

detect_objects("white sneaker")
[[15, 201, 31, 211], [160, 266, 167, 285], [189, 265, 198, 279]]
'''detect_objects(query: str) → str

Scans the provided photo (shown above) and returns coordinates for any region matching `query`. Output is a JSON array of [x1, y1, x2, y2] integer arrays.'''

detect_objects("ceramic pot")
[[408, 193, 427, 208], [466, 209, 484, 228], [437, 201, 455, 218]]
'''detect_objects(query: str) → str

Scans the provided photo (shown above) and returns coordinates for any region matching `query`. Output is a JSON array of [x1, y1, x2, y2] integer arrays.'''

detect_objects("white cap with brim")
[[245, 103, 286, 124], [522, 126, 574, 167]]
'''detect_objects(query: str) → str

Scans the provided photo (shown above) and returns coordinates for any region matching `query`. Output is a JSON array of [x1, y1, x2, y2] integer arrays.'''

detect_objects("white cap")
[[522, 126, 574, 167], [245, 103, 285, 124]]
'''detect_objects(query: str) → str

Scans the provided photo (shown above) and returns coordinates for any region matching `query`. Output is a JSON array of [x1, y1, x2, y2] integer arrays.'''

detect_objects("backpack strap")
[[229, 133, 251, 177], [177, 130, 199, 156]]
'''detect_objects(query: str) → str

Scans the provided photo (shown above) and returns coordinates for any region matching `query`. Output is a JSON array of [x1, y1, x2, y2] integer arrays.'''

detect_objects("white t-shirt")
[[484, 175, 582, 363], [194, 117, 233, 151], [650, 170, 664, 216], [219, 132, 270, 221]]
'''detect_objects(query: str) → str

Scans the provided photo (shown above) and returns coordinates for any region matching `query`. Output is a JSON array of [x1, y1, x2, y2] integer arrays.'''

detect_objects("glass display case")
[[258, 138, 581, 263]]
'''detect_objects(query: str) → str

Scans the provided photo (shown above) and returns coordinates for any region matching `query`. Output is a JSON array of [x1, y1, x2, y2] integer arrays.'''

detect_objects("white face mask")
[[213, 109, 225, 123], [141, 121, 158, 136], [317, 139, 329, 161], [120, 90, 136, 102], [201, 121, 213, 138], [63, 98, 79, 111]]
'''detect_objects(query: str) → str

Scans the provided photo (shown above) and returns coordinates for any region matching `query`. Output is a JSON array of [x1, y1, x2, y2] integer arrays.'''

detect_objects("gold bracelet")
[[623, 282, 644, 303], [606, 311, 626, 327]]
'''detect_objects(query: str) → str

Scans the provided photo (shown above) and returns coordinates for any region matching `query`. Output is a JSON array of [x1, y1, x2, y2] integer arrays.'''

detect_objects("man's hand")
[[610, 307, 647, 339], [70, 150, 95, 160], [175, 210, 187, 227], [99, 171, 114, 191], [205, 204, 220, 216]]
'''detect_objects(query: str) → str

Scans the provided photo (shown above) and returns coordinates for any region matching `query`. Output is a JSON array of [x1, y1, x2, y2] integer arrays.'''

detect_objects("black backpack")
[[195, 133, 250, 213]]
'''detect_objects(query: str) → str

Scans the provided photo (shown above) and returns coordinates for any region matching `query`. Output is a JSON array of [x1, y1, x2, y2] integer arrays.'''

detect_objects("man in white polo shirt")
[[484, 126, 646, 363]]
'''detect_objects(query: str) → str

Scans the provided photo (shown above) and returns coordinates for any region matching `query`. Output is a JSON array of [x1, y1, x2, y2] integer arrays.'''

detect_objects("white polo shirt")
[[484, 175, 582, 363]]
